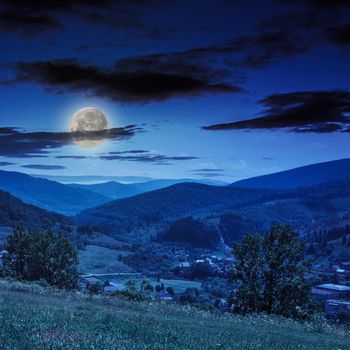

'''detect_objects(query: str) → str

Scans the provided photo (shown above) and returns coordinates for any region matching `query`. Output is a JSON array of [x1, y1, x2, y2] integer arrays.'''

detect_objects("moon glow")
[[70, 107, 109, 148]]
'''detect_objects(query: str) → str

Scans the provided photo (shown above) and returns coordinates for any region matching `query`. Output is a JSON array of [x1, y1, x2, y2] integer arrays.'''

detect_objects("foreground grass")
[[0, 280, 349, 350]]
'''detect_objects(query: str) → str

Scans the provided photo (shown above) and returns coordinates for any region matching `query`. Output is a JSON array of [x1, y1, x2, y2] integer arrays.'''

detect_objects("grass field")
[[156, 279, 202, 293], [0, 279, 349, 350], [78, 245, 133, 274]]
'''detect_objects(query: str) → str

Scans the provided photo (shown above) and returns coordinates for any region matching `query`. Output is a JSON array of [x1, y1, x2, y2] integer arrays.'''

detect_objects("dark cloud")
[[203, 90, 350, 133], [55, 155, 89, 159], [137, 26, 183, 41], [191, 168, 225, 177], [105, 150, 150, 155], [191, 168, 224, 172], [0, 10, 62, 36], [116, 28, 310, 74], [193, 172, 224, 178], [268, 1, 350, 51], [0, 125, 140, 158], [326, 24, 350, 46], [21, 164, 66, 170], [99, 153, 199, 165], [0, 161, 15, 166], [0, 0, 153, 36], [0, 127, 21, 134], [5, 27, 310, 104], [6, 58, 240, 104], [294, 0, 350, 10]]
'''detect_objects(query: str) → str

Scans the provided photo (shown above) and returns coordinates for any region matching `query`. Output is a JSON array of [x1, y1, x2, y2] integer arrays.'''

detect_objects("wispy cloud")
[[0, 126, 140, 158], [99, 152, 199, 165], [203, 90, 350, 133], [21, 164, 66, 170]]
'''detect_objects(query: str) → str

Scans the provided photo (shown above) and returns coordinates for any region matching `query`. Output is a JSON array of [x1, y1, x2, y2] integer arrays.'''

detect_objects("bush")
[[112, 279, 151, 302]]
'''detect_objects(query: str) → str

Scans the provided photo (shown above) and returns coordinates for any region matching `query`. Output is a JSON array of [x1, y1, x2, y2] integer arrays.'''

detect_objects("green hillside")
[[76, 183, 283, 241], [76, 179, 350, 246], [0, 280, 348, 350], [0, 190, 71, 230], [0, 170, 111, 216], [231, 158, 350, 189]]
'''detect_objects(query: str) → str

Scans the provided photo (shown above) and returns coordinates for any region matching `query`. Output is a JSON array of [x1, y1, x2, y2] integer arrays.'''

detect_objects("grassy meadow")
[[0, 279, 349, 350]]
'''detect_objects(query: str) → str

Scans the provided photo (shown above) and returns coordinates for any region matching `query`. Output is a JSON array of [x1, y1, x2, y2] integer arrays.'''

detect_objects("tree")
[[230, 234, 264, 313], [161, 216, 220, 249], [230, 225, 311, 319], [2, 226, 78, 289]]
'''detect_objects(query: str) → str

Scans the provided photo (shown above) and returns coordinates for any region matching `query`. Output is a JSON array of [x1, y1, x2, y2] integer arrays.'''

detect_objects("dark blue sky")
[[0, 0, 349, 182]]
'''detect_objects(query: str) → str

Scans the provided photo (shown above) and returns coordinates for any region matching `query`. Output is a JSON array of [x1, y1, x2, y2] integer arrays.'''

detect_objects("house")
[[313, 284, 350, 300], [340, 262, 350, 271], [178, 262, 190, 268], [325, 299, 350, 319], [157, 290, 173, 301], [195, 259, 205, 264], [311, 287, 337, 301]]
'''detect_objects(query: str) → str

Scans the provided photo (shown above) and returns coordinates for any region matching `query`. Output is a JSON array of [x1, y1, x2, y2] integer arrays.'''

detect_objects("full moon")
[[70, 107, 109, 148]]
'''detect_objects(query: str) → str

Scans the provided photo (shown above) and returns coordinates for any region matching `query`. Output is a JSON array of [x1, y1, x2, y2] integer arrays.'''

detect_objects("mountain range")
[[75, 159, 350, 247], [1, 158, 350, 250]]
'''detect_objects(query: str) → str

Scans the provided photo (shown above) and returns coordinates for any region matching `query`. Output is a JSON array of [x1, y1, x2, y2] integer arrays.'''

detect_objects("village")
[[3, 244, 350, 317], [78, 249, 236, 307], [73, 244, 350, 320], [311, 261, 350, 319]]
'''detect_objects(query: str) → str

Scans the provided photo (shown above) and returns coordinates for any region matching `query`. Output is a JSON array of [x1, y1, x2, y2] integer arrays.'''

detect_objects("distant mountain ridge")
[[76, 182, 285, 241], [0, 170, 112, 216], [76, 176, 350, 247], [231, 159, 350, 189], [68, 181, 142, 200], [68, 178, 227, 200]]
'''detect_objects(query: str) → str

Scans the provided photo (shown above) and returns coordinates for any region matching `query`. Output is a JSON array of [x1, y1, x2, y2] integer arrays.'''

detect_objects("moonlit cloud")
[[0, 126, 141, 158]]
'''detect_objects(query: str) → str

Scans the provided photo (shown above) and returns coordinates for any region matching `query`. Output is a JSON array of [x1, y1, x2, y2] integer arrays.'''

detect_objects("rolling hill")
[[68, 178, 227, 200], [75, 182, 286, 241], [68, 181, 142, 200], [231, 158, 350, 189], [0, 170, 112, 215], [76, 177, 350, 247], [0, 190, 71, 231]]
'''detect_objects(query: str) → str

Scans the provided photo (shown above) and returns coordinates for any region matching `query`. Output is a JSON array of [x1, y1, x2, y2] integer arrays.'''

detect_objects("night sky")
[[0, 0, 350, 182]]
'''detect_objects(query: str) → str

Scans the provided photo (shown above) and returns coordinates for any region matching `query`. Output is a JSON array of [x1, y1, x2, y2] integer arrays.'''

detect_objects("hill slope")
[[68, 181, 142, 199], [76, 178, 350, 246], [76, 182, 285, 241], [231, 158, 350, 189], [0, 280, 348, 350], [0, 170, 111, 215], [68, 178, 227, 200], [0, 190, 71, 230]]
